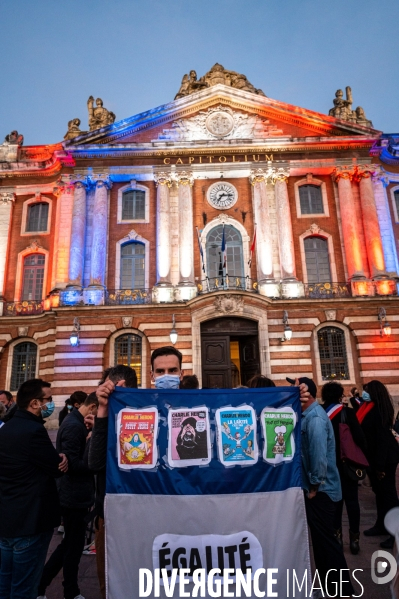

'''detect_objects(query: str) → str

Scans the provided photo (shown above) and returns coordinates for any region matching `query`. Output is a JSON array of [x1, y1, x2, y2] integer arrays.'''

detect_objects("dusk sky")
[[1, 0, 398, 145]]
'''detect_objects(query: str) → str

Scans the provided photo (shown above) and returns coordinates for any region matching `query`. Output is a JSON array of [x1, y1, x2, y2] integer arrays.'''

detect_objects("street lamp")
[[378, 307, 391, 337], [169, 314, 178, 345], [281, 310, 293, 342], [70, 317, 80, 346]]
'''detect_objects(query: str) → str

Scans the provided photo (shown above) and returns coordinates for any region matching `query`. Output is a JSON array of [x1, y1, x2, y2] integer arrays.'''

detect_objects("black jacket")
[[56, 408, 94, 509], [360, 406, 399, 472], [328, 406, 367, 468], [88, 416, 108, 519], [0, 409, 62, 537]]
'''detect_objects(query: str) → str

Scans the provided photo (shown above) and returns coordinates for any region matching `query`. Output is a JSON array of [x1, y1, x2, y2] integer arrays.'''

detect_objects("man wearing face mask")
[[0, 379, 68, 599], [151, 346, 184, 389]]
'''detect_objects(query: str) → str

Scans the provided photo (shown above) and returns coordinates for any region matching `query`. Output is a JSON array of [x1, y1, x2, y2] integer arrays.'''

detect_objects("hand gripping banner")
[[105, 387, 311, 598]]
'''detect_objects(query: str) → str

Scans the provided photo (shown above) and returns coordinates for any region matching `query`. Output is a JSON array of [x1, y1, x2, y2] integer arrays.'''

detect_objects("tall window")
[[122, 190, 145, 220], [22, 254, 45, 300], [120, 242, 145, 289], [394, 190, 399, 222], [299, 185, 323, 214], [114, 334, 142, 386], [10, 342, 37, 391], [206, 225, 244, 279], [304, 237, 331, 283], [26, 202, 49, 232], [318, 327, 349, 380]]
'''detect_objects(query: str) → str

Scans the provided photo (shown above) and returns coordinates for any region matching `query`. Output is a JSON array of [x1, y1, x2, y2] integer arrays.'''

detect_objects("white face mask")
[[154, 375, 180, 390]]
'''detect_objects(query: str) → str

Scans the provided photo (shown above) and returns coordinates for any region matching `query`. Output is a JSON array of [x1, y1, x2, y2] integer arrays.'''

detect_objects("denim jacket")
[[301, 401, 342, 502]]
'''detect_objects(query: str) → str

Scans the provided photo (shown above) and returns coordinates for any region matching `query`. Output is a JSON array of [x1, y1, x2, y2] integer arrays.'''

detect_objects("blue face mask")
[[41, 400, 55, 418], [362, 390, 371, 402], [154, 375, 181, 390]]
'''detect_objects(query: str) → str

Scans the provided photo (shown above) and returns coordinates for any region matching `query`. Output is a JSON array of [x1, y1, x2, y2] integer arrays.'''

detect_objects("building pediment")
[[63, 84, 381, 150]]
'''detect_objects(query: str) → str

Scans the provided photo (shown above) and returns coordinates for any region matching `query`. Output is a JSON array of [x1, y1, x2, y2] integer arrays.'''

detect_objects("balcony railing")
[[106, 289, 152, 305], [4, 300, 44, 316], [197, 276, 258, 294], [59, 288, 153, 307], [303, 282, 351, 299]]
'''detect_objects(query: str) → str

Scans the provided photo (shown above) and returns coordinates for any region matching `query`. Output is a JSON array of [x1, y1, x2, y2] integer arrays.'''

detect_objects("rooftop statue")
[[175, 64, 266, 99], [64, 118, 86, 141], [329, 87, 373, 127], [87, 96, 116, 131], [4, 130, 24, 145]]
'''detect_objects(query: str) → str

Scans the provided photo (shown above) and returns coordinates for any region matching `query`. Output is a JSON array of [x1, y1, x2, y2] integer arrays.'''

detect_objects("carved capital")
[[73, 175, 92, 190], [353, 165, 376, 182], [332, 165, 356, 182], [250, 163, 289, 186], [53, 175, 75, 197], [154, 171, 173, 188], [91, 174, 112, 189], [175, 170, 194, 186], [0, 191, 16, 204]]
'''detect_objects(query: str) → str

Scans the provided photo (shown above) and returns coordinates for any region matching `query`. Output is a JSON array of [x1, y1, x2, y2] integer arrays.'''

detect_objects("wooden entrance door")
[[201, 317, 260, 388], [201, 335, 231, 389], [239, 335, 260, 385]]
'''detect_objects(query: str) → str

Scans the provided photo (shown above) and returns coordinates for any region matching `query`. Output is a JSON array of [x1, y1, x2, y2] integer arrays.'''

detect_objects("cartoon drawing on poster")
[[117, 407, 158, 470], [215, 406, 258, 466], [168, 407, 211, 467], [261, 406, 296, 465]]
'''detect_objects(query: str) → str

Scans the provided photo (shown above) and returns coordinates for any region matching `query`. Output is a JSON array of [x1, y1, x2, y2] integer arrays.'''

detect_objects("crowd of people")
[[0, 346, 398, 599]]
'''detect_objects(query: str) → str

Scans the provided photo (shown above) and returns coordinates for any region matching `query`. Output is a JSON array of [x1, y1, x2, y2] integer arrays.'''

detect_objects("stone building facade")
[[1, 65, 399, 421]]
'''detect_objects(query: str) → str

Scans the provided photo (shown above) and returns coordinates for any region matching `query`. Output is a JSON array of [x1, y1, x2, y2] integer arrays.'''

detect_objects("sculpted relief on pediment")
[[157, 106, 283, 142]]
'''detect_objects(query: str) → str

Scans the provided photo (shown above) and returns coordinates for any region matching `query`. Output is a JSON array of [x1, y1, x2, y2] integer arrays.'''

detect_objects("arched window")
[[299, 185, 323, 215], [318, 327, 349, 380], [304, 237, 331, 283], [10, 342, 37, 391], [206, 225, 244, 279], [26, 202, 49, 232], [22, 254, 45, 300], [114, 334, 142, 386], [120, 242, 145, 289], [122, 190, 145, 221]]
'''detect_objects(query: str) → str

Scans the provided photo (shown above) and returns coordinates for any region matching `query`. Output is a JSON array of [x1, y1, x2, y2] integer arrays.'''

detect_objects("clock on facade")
[[207, 182, 238, 210]]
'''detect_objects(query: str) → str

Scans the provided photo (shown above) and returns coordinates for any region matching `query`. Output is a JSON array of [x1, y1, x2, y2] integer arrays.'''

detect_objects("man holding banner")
[[100, 357, 325, 598]]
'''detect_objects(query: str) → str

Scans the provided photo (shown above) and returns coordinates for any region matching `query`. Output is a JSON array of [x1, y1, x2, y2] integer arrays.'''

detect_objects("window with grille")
[[26, 203, 49, 232], [10, 342, 37, 391], [394, 190, 399, 222], [22, 254, 45, 300], [318, 327, 349, 380], [114, 334, 142, 386], [120, 242, 145, 289], [304, 236, 331, 283], [299, 185, 324, 214], [206, 225, 244, 278], [121, 190, 145, 220]]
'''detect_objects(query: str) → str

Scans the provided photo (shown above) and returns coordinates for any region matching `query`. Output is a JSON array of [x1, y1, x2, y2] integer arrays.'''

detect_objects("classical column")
[[68, 178, 88, 288], [333, 167, 366, 279], [176, 171, 195, 284], [90, 175, 112, 287], [356, 166, 388, 279], [274, 171, 296, 280], [154, 171, 173, 285], [249, 170, 274, 281], [0, 190, 15, 299], [372, 168, 399, 276], [52, 175, 74, 289]]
